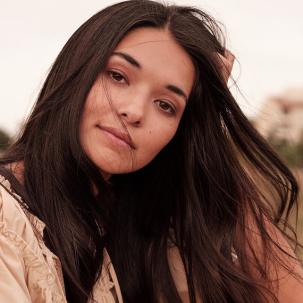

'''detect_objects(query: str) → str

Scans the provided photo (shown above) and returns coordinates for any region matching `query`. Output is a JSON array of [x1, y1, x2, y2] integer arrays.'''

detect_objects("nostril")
[[120, 110, 142, 126]]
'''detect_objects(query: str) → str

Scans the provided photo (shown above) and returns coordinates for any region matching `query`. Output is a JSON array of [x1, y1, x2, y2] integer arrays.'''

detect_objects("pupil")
[[161, 102, 169, 109], [113, 72, 122, 81]]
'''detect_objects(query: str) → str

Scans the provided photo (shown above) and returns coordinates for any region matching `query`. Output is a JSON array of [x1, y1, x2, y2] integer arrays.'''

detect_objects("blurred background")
[[0, 0, 303, 249]]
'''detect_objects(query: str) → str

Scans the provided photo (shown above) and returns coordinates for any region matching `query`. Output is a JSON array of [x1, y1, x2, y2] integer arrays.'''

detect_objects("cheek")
[[81, 85, 110, 127], [79, 87, 108, 149], [84, 93, 104, 117]]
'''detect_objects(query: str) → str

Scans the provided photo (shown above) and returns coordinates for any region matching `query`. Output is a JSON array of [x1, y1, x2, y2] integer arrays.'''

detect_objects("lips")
[[97, 125, 136, 149]]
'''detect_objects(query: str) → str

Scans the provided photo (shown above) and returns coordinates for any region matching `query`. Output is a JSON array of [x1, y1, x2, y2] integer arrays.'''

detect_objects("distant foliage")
[[0, 128, 10, 151], [269, 135, 303, 168]]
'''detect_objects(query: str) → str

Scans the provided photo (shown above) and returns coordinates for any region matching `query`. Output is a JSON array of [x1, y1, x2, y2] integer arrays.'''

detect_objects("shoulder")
[[0, 175, 34, 239], [237, 210, 303, 302], [0, 175, 67, 302], [0, 175, 46, 257], [0, 176, 37, 301]]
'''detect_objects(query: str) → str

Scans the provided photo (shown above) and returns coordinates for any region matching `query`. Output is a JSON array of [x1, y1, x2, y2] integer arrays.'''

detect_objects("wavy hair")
[[1, 1, 300, 302]]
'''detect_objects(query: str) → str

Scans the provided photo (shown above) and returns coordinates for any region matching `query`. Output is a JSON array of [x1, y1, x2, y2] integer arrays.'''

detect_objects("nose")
[[117, 93, 146, 126]]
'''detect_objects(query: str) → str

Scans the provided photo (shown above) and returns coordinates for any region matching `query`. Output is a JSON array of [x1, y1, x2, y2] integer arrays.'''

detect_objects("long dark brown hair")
[[0, 1, 301, 302]]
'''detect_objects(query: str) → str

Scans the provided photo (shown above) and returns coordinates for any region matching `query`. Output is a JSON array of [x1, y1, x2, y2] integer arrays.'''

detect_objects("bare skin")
[[80, 27, 195, 176]]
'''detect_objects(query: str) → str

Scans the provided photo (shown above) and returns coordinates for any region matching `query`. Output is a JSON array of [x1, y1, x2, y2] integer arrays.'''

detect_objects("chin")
[[98, 163, 136, 175], [98, 159, 151, 175]]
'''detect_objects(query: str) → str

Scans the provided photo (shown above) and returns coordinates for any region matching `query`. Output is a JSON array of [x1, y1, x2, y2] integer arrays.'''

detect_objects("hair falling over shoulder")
[[1, 1, 302, 302]]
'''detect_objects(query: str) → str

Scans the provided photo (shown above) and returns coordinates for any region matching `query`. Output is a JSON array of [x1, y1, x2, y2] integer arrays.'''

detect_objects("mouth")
[[97, 125, 136, 149]]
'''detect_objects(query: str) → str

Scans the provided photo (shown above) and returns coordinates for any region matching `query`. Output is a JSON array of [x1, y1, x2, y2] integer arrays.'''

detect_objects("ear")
[[217, 49, 235, 83]]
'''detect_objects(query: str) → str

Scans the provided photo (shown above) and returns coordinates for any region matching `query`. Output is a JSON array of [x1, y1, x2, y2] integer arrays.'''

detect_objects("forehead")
[[112, 27, 195, 94]]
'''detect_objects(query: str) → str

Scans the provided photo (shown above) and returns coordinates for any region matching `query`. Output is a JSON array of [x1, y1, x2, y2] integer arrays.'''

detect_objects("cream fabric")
[[0, 176, 123, 303], [0, 175, 189, 303]]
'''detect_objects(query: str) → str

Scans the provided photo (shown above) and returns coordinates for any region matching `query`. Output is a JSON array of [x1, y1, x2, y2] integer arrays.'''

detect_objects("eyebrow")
[[165, 84, 188, 102], [112, 51, 188, 102], [112, 51, 141, 68]]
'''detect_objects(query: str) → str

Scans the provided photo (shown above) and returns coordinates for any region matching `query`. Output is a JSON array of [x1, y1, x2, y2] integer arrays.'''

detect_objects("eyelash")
[[107, 70, 177, 116], [155, 100, 176, 115], [107, 70, 128, 84]]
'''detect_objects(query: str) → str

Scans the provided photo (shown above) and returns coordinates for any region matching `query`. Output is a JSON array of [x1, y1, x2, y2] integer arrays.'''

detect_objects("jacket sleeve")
[[0, 187, 31, 302]]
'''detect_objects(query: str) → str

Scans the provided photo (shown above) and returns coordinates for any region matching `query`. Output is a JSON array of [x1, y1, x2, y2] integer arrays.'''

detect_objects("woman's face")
[[80, 27, 195, 176]]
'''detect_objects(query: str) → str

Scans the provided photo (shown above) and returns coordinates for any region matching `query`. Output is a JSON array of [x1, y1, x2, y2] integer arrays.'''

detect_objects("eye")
[[107, 70, 127, 83], [155, 100, 176, 115]]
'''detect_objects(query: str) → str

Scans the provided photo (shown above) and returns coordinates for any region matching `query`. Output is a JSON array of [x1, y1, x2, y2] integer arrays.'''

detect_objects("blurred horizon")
[[0, 0, 303, 134]]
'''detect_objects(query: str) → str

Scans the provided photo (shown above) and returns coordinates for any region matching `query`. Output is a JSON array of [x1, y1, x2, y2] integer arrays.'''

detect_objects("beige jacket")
[[0, 175, 124, 303], [0, 175, 188, 303]]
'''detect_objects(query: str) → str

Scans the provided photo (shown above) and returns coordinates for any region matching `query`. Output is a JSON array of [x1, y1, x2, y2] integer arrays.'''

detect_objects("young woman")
[[0, 1, 302, 302]]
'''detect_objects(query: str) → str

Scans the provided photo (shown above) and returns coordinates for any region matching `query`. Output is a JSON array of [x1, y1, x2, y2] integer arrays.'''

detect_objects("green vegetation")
[[269, 138, 303, 168], [0, 128, 10, 151], [269, 136, 303, 258]]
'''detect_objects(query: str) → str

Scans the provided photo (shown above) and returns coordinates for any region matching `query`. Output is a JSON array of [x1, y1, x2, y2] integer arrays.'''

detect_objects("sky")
[[1, 0, 303, 134]]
